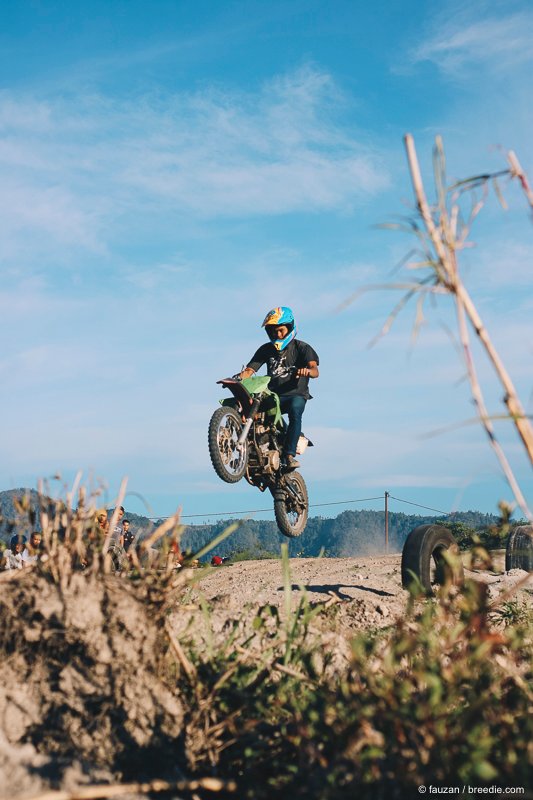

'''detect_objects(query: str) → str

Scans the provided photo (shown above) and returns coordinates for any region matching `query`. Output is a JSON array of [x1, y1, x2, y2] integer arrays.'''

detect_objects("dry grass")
[[0, 491, 532, 799]]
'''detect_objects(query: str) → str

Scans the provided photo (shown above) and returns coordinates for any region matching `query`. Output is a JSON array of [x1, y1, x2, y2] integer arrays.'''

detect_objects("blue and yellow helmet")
[[262, 306, 297, 352]]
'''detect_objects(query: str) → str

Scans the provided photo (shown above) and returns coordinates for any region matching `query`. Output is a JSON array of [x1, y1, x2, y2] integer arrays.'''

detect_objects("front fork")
[[274, 473, 305, 510], [237, 397, 261, 449]]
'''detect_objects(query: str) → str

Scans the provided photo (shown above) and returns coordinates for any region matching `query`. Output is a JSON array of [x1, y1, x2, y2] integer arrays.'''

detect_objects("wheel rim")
[[217, 412, 247, 477], [284, 477, 306, 529]]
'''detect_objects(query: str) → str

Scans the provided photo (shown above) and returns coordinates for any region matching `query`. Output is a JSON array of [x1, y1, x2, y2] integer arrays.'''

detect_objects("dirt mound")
[[1, 539, 531, 799], [0, 568, 185, 798]]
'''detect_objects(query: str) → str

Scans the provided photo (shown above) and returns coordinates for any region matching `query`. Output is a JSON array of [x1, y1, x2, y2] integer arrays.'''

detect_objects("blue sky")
[[1, 0, 532, 523]]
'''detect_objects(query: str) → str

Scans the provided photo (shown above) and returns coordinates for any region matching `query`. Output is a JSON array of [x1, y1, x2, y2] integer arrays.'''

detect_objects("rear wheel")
[[274, 471, 308, 538], [208, 406, 249, 483], [401, 524, 464, 594], [505, 525, 533, 572]]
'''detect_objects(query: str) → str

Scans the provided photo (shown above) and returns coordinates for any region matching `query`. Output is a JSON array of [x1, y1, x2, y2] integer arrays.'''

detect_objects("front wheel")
[[274, 471, 308, 538], [401, 524, 464, 595], [208, 406, 249, 483]]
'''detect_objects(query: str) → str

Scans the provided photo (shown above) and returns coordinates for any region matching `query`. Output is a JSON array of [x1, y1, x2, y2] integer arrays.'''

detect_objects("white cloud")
[[410, 9, 533, 76], [304, 425, 425, 483], [0, 181, 105, 257], [303, 419, 526, 503], [0, 95, 54, 133], [118, 68, 388, 215], [0, 67, 389, 263], [467, 240, 533, 289]]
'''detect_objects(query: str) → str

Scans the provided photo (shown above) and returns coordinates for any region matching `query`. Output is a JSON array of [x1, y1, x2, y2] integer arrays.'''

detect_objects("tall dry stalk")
[[405, 135, 533, 519], [347, 135, 533, 520]]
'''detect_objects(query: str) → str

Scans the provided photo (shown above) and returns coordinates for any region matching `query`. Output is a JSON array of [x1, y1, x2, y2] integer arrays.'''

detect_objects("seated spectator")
[[22, 531, 43, 566], [122, 520, 135, 552], [4, 534, 27, 570]]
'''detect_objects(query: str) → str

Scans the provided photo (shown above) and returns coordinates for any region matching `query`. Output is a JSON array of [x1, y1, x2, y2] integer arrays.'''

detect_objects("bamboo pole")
[[507, 150, 533, 210], [404, 134, 533, 518]]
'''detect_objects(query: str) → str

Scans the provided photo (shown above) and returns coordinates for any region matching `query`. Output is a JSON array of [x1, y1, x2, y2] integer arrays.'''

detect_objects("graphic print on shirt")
[[268, 353, 292, 380]]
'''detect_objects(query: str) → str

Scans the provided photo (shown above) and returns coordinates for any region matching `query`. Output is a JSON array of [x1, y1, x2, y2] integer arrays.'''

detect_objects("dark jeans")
[[279, 395, 307, 456]]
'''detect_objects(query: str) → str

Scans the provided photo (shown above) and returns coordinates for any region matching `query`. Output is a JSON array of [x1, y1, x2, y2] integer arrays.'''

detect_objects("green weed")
[[178, 554, 532, 798]]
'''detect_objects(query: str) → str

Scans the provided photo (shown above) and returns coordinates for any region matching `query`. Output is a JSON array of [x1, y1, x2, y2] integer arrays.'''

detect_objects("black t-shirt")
[[123, 530, 135, 551], [247, 339, 319, 399]]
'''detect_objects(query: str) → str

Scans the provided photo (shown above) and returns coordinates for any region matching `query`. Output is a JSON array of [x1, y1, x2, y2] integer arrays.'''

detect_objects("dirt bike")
[[208, 374, 311, 537]]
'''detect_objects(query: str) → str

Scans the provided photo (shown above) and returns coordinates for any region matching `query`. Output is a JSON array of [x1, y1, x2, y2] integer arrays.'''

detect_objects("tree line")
[[0, 488, 510, 559]]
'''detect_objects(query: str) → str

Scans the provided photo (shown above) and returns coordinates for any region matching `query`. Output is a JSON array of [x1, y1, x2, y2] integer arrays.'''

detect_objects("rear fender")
[[217, 379, 254, 414]]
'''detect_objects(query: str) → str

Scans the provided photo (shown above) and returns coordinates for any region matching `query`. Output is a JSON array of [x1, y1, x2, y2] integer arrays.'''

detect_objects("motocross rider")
[[238, 307, 319, 470]]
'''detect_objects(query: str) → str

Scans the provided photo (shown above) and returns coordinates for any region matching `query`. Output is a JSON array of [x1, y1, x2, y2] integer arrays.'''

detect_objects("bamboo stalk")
[[404, 135, 454, 289], [455, 281, 533, 465], [404, 133, 533, 513], [455, 294, 532, 519], [507, 150, 533, 209]]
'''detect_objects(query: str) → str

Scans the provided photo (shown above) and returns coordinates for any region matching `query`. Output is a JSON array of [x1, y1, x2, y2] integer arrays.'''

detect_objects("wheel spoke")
[[209, 407, 249, 484], [274, 472, 308, 538], [217, 414, 246, 476]]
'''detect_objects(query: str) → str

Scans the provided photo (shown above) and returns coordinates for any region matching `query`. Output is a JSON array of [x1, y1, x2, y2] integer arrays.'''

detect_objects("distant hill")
[[0, 487, 504, 558], [177, 508, 504, 558]]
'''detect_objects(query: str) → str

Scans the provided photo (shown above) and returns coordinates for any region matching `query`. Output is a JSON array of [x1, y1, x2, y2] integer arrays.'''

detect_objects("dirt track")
[[173, 551, 532, 638]]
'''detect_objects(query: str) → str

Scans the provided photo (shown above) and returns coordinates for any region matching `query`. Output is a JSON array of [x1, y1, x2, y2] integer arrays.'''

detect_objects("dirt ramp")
[[0, 569, 185, 797]]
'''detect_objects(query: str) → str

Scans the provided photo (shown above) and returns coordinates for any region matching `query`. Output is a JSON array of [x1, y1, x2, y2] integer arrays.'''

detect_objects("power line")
[[149, 495, 384, 521], [309, 496, 382, 509], [144, 493, 459, 522], [387, 494, 451, 516], [177, 507, 270, 519]]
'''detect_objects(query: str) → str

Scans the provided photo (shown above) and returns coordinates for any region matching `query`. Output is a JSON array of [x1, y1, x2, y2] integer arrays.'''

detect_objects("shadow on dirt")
[[281, 583, 395, 599]]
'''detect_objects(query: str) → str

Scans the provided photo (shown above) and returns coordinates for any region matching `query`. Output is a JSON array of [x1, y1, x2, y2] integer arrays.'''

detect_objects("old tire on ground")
[[401, 524, 464, 594], [505, 525, 533, 572], [208, 406, 249, 483], [274, 471, 309, 538]]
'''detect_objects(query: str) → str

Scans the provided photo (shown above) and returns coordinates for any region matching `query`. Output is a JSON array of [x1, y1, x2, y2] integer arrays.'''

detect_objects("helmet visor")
[[265, 322, 294, 341]]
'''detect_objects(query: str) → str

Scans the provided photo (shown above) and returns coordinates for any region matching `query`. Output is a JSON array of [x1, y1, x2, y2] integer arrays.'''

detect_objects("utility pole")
[[384, 491, 389, 553]]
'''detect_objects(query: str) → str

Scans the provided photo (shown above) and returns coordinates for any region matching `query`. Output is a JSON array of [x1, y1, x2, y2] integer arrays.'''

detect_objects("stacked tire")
[[401, 524, 464, 595], [505, 525, 533, 572]]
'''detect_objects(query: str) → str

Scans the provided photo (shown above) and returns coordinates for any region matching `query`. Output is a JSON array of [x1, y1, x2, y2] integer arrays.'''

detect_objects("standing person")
[[121, 519, 135, 552], [238, 307, 319, 469]]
